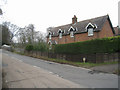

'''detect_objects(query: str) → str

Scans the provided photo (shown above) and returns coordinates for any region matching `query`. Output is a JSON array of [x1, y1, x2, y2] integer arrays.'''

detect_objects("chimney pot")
[[72, 15, 77, 24]]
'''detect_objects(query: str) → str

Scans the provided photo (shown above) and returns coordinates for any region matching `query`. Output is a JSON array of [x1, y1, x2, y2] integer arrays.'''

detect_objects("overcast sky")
[[1, 0, 119, 33]]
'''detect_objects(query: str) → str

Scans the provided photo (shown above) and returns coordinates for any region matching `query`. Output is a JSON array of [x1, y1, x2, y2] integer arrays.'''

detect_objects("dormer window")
[[68, 26, 75, 37], [70, 31, 74, 37], [59, 33, 62, 38], [48, 31, 52, 39], [86, 23, 96, 36], [49, 34, 51, 39], [58, 29, 63, 38], [88, 28, 93, 36], [48, 41, 52, 49]]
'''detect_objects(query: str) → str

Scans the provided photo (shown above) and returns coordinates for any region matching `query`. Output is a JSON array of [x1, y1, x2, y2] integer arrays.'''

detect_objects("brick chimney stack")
[[72, 15, 77, 24]]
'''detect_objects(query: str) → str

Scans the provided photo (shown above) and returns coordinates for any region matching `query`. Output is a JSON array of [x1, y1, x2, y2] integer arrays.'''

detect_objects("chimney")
[[72, 15, 77, 24]]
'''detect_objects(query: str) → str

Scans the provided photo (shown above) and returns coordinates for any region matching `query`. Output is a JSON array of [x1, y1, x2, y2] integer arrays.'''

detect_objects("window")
[[49, 34, 51, 39], [48, 41, 52, 49], [58, 29, 63, 38], [86, 23, 96, 36], [68, 26, 75, 37], [70, 31, 74, 37], [88, 28, 93, 36], [59, 32, 62, 38]]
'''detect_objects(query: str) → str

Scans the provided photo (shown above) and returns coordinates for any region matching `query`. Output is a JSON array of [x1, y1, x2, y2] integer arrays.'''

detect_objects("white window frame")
[[59, 32, 62, 38], [68, 26, 75, 37], [68, 26, 75, 32], [48, 31, 52, 39], [85, 23, 94, 31], [49, 34, 51, 39], [70, 31, 74, 37], [88, 28, 94, 36], [58, 29, 63, 38], [48, 41, 52, 49]]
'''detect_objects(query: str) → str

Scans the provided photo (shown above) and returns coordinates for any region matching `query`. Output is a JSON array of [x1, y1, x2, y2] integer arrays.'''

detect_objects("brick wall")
[[75, 32, 99, 42], [98, 19, 114, 38], [47, 19, 114, 44]]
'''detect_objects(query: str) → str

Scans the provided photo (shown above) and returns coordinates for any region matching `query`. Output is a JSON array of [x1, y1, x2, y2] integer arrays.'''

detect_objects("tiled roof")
[[47, 15, 112, 37]]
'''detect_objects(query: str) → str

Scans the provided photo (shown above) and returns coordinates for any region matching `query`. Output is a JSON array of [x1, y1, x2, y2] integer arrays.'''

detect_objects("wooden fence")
[[24, 51, 119, 63]]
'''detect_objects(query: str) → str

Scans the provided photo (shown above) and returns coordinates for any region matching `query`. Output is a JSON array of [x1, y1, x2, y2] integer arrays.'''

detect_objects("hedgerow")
[[25, 43, 48, 52], [25, 44, 33, 51], [54, 36, 120, 54], [33, 43, 48, 52]]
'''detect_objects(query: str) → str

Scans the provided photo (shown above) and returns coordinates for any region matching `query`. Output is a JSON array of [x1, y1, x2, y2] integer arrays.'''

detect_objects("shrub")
[[33, 43, 49, 52], [25, 44, 33, 51], [54, 36, 120, 54]]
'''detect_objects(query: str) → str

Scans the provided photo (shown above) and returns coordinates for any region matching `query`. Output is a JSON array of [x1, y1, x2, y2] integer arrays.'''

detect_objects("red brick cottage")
[[47, 15, 115, 45], [114, 26, 120, 36]]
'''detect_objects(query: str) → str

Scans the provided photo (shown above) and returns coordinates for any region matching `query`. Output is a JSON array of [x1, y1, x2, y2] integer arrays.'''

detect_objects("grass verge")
[[29, 55, 118, 69], [14, 51, 118, 69]]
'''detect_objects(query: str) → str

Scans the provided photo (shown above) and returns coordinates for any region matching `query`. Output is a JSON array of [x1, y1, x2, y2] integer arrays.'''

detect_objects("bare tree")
[[2, 22, 20, 46], [0, 8, 3, 15], [1, 24, 13, 45], [34, 31, 46, 43]]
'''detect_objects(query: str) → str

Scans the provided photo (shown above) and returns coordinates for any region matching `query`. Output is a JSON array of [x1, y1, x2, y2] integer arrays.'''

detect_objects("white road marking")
[[79, 67, 91, 71], [64, 64, 91, 71], [11, 57, 17, 60], [56, 75, 59, 77], [11, 57, 23, 62], [32, 65, 63, 78], [4, 53, 9, 56], [5, 80, 8, 83], [19, 60, 23, 62], [49, 72, 53, 74], [33, 66, 38, 68]]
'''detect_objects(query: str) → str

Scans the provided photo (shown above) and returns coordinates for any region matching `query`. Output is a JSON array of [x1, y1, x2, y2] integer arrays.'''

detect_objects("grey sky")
[[1, 0, 119, 33]]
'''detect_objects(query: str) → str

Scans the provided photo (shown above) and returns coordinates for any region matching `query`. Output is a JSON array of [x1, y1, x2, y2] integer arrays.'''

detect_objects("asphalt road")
[[2, 52, 81, 88], [2, 50, 118, 88]]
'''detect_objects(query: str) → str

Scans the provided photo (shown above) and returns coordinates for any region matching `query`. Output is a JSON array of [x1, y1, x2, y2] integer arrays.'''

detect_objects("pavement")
[[2, 53, 82, 88], [1, 50, 119, 88], [90, 64, 118, 74]]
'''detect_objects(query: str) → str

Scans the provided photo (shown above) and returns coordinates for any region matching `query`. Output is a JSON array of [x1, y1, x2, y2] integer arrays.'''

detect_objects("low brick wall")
[[24, 51, 119, 63]]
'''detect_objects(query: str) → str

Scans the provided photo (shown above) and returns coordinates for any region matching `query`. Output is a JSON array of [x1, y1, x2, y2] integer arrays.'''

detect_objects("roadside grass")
[[13, 51, 25, 55], [31, 55, 118, 68], [14, 51, 118, 68]]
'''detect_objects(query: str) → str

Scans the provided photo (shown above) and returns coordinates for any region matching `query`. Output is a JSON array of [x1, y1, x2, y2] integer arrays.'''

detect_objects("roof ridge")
[[53, 15, 108, 28], [78, 15, 108, 23], [48, 15, 109, 36], [54, 23, 71, 29]]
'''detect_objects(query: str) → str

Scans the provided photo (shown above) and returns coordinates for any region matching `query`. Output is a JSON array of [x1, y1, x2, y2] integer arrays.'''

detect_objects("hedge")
[[25, 44, 33, 51], [25, 43, 48, 52], [32, 43, 48, 52], [54, 36, 120, 54]]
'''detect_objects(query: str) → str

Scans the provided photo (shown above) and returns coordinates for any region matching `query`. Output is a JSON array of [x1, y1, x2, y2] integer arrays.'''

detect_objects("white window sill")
[[88, 35, 93, 37], [70, 36, 74, 38]]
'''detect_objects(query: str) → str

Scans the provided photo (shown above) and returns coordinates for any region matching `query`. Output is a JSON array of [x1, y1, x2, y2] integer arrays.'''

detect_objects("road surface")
[[2, 50, 82, 88], [2, 50, 118, 88]]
